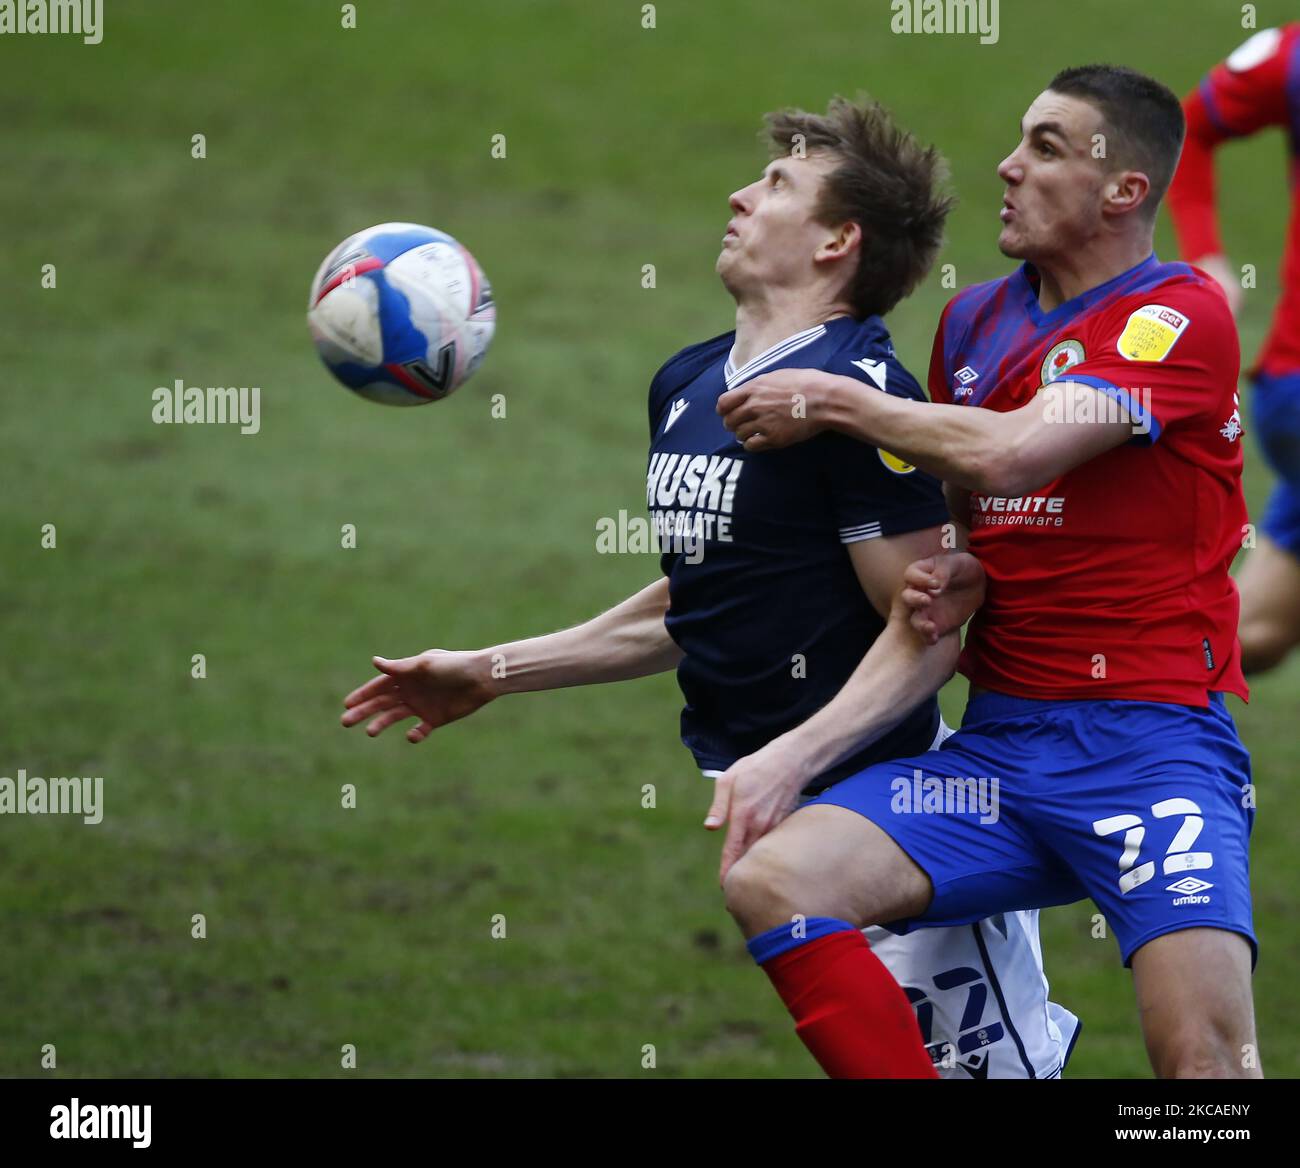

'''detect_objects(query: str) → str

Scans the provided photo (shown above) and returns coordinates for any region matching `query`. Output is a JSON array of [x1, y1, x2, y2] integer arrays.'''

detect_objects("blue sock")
[[745, 916, 861, 965]]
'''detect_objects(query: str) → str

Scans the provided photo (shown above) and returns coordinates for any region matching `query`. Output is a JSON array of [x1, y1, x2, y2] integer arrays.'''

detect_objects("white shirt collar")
[[724, 323, 828, 388]]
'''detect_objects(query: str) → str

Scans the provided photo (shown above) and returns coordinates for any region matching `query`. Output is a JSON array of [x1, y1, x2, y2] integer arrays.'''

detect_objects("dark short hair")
[[1047, 65, 1185, 216], [763, 96, 954, 319]]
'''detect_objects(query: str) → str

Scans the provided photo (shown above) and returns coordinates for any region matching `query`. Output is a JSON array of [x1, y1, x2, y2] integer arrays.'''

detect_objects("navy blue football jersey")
[[646, 314, 949, 789]]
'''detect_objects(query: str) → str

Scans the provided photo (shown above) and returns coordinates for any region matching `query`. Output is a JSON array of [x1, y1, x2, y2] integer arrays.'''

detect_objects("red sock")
[[759, 928, 938, 1078]]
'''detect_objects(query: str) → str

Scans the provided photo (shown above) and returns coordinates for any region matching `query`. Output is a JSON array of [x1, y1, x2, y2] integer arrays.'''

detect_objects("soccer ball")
[[307, 222, 496, 405]]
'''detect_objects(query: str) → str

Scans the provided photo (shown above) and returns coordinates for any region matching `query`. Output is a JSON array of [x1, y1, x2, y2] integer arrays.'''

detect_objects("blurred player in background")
[[1168, 25, 1300, 675], [342, 97, 1079, 1079], [718, 66, 1258, 1079]]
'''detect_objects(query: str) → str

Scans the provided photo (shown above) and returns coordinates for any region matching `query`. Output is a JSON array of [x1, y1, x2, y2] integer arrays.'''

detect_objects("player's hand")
[[900, 552, 987, 645], [1194, 254, 1243, 318], [704, 745, 807, 885], [341, 649, 497, 744], [716, 368, 830, 451]]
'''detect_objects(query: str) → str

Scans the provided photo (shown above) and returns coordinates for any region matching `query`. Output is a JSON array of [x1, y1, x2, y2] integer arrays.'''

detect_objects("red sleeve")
[[928, 304, 952, 404], [1168, 89, 1228, 260], [1064, 282, 1240, 442], [1167, 26, 1293, 261]]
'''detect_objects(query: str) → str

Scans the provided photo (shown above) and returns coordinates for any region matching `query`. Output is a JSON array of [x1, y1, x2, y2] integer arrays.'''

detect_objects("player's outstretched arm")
[[705, 527, 961, 882], [1167, 30, 1291, 316], [719, 367, 1135, 496], [340, 577, 682, 744], [1167, 94, 1241, 316]]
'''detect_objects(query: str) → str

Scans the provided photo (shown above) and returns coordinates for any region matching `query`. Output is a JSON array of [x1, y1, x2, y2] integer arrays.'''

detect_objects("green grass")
[[0, 0, 1295, 1077]]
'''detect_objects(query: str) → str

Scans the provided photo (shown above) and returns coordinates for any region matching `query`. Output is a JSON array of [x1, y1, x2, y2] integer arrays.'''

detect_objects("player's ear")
[[1103, 170, 1151, 218], [817, 219, 861, 264]]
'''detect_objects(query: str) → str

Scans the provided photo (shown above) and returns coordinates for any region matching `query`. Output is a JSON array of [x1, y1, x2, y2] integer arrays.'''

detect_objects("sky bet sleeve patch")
[[1116, 304, 1191, 362]]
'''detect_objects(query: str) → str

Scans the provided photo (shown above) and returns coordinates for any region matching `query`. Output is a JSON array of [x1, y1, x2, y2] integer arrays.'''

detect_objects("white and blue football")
[[307, 222, 496, 405]]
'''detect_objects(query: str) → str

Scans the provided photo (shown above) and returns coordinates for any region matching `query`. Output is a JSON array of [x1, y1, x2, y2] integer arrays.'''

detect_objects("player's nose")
[[996, 152, 1022, 184], [728, 187, 750, 214]]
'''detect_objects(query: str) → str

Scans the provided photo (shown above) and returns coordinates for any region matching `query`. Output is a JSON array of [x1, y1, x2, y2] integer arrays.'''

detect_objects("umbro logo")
[[1167, 876, 1213, 905], [953, 366, 979, 399], [664, 399, 689, 432]]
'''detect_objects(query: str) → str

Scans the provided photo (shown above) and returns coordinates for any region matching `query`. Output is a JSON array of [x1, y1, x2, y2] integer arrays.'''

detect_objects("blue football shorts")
[[1253, 370, 1300, 559], [804, 690, 1255, 966]]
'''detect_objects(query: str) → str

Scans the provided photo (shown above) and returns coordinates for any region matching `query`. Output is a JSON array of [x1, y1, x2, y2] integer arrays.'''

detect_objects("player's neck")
[[1033, 237, 1155, 313], [731, 296, 852, 370]]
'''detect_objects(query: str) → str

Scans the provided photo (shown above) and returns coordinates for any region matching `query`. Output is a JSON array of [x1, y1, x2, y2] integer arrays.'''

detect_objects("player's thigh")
[[1038, 697, 1256, 968], [725, 803, 931, 933], [1131, 927, 1259, 1078], [1237, 534, 1300, 661], [756, 738, 1077, 932]]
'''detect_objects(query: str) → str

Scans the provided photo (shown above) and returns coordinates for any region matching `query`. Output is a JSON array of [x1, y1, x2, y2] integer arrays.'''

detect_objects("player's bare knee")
[[1154, 1025, 1253, 1079], [723, 842, 849, 937], [722, 847, 799, 936]]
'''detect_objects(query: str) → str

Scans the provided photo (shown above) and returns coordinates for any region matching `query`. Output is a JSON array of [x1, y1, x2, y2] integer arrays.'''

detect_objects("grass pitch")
[[1, 0, 1295, 1076]]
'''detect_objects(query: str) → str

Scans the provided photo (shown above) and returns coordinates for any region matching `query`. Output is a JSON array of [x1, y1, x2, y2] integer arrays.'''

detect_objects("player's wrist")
[[471, 647, 513, 697], [815, 372, 873, 438], [763, 727, 841, 789]]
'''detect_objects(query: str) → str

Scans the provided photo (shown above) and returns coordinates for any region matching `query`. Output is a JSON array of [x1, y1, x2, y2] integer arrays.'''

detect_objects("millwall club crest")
[[1041, 339, 1085, 384]]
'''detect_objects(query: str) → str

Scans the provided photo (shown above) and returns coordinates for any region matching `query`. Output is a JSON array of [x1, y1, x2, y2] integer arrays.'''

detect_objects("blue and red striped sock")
[[747, 917, 937, 1079]]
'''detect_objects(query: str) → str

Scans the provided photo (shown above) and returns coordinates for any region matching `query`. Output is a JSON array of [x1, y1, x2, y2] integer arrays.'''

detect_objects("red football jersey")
[[1167, 24, 1300, 377], [930, 256, 1249, 706]]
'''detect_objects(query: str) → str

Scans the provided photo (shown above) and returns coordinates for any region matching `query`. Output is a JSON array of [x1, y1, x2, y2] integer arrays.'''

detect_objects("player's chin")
[[996, 226, 1027, 258], [717, 260, 751, 300]]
